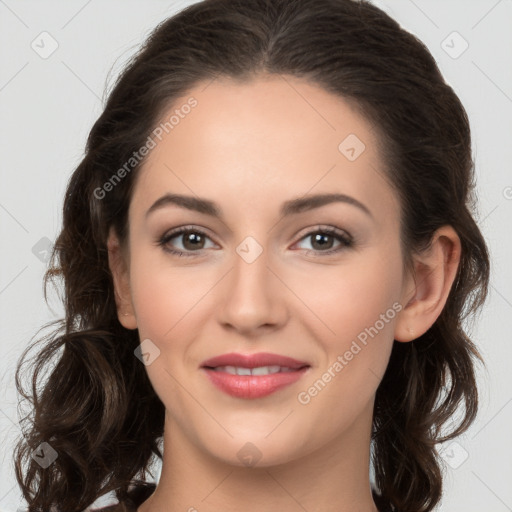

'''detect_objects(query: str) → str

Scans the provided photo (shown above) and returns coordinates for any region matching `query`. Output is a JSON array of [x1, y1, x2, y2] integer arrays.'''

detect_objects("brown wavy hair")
[[13, 0, 490, 511]]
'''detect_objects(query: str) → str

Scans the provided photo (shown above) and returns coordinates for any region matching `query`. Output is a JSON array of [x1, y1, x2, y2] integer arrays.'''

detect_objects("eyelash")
[[157, 225, 354, 258]]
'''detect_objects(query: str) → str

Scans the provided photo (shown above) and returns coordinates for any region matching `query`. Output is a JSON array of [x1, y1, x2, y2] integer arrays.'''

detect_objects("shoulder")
[[371, 488, 395, 512], [90, 505, 128, 512], [89, 483, 157, 512], [90, 501, 135, 512]]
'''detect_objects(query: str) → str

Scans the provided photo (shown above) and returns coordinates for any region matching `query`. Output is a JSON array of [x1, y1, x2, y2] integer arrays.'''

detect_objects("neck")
[[139, 401, 379, 512]]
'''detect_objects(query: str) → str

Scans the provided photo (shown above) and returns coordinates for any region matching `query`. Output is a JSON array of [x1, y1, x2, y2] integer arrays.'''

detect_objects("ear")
[[107, 227, 138, 330], [394, 225, 461, 342]]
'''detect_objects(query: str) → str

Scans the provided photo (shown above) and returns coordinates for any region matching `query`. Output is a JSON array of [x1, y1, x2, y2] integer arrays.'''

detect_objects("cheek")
[[293, 247, 402, 341], [128, 252, 223, 378], [130, 264, 181, 341], [292, 246, 402, 401], [128, 242, 209, 334], [127, 253, 211, 408]]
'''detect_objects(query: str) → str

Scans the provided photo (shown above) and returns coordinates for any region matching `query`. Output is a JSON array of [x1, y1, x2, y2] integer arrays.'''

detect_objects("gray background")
[[1, 1, 511, 511]]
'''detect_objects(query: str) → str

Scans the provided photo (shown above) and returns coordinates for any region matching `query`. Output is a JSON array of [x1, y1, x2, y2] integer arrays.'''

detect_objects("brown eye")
[[158, 227, 216, 257], [294, 227, 353, 255]]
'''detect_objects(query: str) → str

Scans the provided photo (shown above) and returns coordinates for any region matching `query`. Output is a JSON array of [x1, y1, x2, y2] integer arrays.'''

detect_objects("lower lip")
[[201, 367, 310, 399]]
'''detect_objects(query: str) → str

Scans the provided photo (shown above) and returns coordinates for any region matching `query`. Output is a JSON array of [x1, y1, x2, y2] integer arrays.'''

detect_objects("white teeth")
[[213, 365, 290, 375], [251, 365, 281, 375]]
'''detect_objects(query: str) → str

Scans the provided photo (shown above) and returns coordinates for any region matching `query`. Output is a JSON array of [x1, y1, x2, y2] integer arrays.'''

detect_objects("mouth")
[[200, 353, 311, 399], [203, 364, 310, 375]]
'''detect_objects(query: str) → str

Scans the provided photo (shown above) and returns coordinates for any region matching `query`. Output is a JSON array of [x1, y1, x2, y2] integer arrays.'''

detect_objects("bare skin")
[[107, 74, 461, 512]]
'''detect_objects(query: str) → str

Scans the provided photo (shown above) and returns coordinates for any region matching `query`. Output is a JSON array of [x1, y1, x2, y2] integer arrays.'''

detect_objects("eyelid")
[[293, 224, 352, 242]]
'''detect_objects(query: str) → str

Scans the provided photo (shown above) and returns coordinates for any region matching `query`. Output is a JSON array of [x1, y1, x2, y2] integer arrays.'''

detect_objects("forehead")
[[131, 74, 399, 227]]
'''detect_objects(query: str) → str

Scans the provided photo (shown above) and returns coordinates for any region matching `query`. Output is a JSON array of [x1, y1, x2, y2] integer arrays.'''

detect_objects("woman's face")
[[115, 75, 414, 467]]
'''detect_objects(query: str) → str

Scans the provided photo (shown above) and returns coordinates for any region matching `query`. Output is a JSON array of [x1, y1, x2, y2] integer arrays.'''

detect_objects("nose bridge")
[[219, 233, 285, 330], [230, 233, 273, 299]]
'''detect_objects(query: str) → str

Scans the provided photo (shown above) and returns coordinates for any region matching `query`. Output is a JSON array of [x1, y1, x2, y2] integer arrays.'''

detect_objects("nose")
[[217, 243, 287, 335]]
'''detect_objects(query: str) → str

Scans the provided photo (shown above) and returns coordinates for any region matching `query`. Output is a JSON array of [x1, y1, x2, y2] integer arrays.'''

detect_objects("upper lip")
[[200, 352, 310, 370]]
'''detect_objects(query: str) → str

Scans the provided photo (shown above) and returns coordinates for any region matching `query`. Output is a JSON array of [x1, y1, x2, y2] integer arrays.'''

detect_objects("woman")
[[13, 0, 490, 511]]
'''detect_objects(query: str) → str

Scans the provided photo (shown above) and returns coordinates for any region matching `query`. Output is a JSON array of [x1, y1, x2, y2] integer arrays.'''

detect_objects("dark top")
[[91, 484, 394, 511]]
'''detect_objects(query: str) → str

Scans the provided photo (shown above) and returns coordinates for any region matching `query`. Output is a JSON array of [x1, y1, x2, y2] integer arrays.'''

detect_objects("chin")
[[202, 435, 307, 469]]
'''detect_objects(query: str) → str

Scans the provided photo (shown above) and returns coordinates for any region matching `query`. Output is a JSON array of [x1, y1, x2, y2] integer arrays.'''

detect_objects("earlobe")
[[107, 228, 138, 330], [394, 225, 461, 343]]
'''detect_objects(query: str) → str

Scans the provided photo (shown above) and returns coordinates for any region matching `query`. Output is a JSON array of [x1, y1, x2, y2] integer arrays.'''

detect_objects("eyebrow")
[[145, 192, 373, 220]]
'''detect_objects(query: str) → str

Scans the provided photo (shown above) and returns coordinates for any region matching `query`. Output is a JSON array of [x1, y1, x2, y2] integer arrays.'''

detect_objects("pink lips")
[[200, 352, 311, 399], [200, 352, 309, 369]]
